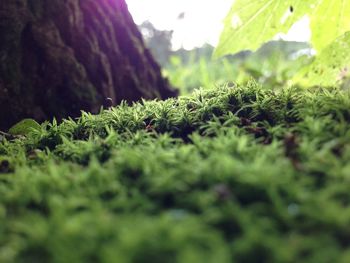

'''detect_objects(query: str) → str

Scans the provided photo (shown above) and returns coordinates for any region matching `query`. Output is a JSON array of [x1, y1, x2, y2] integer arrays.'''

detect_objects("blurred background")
[[126, 0, 314, 94]]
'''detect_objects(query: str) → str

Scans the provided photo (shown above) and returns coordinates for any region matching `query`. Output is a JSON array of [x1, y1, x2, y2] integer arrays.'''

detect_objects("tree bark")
[[0, 0, 177, 130]]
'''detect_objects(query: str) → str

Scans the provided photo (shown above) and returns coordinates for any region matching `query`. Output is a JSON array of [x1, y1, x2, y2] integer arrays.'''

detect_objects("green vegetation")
[[216, 0, 350, 87], [164, 41, 311, 94], [1, 82, 350, 262]]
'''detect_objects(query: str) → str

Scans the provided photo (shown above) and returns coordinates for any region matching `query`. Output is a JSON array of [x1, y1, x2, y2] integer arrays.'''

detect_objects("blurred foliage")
[[164, 41, 312, 95], [137, 20, 316, 94]]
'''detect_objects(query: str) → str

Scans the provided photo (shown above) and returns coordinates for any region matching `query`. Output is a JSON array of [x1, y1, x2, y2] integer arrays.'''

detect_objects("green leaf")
[[293, 31, 350, 87], [310, 0, 350, 52], [8, 119, 41, 136], [214, 0, 316, 58], [214, 0, 350, 58], [214, 0, 350, 87]]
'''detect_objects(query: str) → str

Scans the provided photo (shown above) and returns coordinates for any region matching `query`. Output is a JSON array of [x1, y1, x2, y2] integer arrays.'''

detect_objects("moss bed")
[[1, 82, 350, 262]]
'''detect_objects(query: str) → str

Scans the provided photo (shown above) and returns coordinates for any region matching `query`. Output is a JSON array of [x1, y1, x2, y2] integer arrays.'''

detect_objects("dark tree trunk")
[[0, 0, 177, 130]]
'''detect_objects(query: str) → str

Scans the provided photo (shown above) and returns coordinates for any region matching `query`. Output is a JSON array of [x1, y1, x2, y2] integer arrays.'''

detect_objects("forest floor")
[[1, 82, 350, 263]]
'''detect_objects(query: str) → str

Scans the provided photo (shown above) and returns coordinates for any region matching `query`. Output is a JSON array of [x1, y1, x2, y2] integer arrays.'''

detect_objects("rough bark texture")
[[0, 0, 177, 130]]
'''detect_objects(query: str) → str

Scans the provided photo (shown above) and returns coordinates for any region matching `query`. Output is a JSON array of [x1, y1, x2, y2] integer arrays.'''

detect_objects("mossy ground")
[[1, 82, 350, 263]]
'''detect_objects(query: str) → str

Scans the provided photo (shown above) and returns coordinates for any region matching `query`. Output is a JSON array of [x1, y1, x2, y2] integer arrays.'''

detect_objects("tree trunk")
[[0, 0, 177, 130]]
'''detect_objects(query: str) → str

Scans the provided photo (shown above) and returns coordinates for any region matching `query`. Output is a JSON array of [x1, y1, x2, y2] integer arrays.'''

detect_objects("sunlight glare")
[[126, 0, 233, 50]]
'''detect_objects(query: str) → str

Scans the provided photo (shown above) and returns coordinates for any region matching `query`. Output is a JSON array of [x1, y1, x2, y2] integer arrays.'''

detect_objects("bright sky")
[[125, 0, 310, 50], [125, 0, 233, 50]]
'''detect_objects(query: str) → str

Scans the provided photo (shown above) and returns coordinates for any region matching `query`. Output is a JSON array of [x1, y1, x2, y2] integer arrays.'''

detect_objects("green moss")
[[1, 82, 350, 262]]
